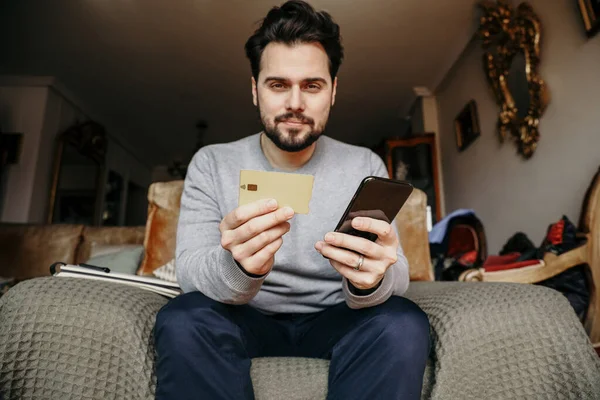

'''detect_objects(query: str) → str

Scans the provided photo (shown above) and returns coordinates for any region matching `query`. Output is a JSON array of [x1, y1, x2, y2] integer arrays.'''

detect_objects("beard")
[[258, 101, 329, 152]]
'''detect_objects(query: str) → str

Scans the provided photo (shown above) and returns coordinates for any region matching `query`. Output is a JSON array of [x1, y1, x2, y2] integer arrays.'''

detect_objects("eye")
[[270, 83, 287, 90], [305, 84, 321, 92]]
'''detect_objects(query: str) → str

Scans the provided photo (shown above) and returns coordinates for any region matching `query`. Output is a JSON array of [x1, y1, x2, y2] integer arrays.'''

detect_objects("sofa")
[[0, 182, 599, 399], [0, 223, 146, 282]]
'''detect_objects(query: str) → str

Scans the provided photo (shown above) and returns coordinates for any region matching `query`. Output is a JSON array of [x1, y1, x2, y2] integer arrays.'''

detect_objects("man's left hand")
[[314, 217, 399, 290]]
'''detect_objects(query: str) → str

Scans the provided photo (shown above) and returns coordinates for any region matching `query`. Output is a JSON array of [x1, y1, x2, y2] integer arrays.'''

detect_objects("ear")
[[252, 77, 258, 107], [331, 77, 338, 107]]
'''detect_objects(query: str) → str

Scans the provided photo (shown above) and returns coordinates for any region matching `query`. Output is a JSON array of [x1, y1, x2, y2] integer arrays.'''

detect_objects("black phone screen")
[[334, 176, 413, 242]]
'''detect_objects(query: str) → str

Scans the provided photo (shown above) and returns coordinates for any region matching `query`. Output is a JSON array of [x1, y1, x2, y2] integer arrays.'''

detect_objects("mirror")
[[478, 0, 550, 158], [506, 52, 531, 120], [47, 121, 107, 225]]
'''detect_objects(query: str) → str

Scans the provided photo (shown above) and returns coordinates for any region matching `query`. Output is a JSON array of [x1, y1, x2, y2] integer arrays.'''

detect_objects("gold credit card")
[[238, 170, 314, 214]]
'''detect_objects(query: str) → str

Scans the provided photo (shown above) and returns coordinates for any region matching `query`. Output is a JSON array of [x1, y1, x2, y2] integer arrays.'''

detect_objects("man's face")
[[252, 42, 337, 152]]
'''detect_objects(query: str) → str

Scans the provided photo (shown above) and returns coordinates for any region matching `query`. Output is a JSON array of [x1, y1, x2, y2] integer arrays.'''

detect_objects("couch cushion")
[[86, 245, 145, 275], [250, 356, 435, 400], [3, 279, 599, 399], [0, 223, 84, 280], [396, 189, 434, 281], [404, 281, 600, 399], [137, 181, 184, 276], [0, 277, 168, 399], [250, 357, 329, 399], [137, 180, 434, 281], [152, 259, 177, 282]]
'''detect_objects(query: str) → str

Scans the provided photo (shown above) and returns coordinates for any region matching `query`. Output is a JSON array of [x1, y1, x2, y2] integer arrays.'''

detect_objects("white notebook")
[[51, 263, 182, 299]]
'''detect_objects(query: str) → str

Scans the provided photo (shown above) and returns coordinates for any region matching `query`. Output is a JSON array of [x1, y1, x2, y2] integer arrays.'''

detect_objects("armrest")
[[404, 282, 600, 399], [0, 277, 169, 400]]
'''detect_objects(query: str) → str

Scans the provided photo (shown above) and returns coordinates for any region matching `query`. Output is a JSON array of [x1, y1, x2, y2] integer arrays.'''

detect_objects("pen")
[[80, 263, 111, 273]]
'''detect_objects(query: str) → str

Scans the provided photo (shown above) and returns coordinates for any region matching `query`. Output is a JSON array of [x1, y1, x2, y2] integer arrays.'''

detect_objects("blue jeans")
[[154, 292, 430, 399]]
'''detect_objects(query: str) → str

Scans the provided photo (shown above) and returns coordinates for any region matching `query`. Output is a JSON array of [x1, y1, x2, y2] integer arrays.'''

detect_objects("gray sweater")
[[176, 133, 410, 314]]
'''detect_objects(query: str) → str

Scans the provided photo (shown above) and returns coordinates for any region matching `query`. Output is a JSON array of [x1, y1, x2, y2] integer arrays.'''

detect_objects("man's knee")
[[370, 297, 431, 356], [155, 291, 218, 339]]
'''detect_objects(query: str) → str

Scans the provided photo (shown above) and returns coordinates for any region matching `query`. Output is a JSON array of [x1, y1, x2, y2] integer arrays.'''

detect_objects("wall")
[[436, 1, 600, 252], [0, 86, 48, 222]]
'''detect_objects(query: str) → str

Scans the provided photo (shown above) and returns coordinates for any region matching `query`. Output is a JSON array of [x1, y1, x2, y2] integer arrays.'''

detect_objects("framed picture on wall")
[[578, 0, 600, 37], [454, 100, 481, 152]]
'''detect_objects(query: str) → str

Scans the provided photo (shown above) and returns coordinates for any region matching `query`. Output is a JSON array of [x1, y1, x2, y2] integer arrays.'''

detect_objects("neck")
[[260, 132, 317, 171]]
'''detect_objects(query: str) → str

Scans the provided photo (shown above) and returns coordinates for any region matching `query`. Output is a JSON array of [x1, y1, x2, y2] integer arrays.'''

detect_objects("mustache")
[[274, 112, 314, 126]]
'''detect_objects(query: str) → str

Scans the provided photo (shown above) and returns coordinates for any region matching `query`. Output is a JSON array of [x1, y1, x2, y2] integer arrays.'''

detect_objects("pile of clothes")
[[430, 211, 590, 320]]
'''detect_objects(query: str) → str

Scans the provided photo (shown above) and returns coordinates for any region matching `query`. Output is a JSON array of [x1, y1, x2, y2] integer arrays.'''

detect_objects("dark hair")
[[244, 0, 344, 81]]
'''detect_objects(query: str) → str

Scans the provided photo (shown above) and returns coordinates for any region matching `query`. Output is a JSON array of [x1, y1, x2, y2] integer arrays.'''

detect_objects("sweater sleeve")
[[175, 150, 266, 304], [342, 151, 410, 309]]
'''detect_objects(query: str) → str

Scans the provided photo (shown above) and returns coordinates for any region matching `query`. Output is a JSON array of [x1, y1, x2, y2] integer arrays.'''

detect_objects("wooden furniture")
[[385, 133, 441, 222], [459, 166, 600, 346]]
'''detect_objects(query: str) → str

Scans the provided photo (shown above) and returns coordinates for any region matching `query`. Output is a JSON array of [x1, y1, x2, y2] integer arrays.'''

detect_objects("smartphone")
[[334, 176, 413, 242]]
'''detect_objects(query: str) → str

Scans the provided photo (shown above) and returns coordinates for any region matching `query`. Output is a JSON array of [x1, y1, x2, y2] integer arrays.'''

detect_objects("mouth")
[[280, 120, 307, 126]]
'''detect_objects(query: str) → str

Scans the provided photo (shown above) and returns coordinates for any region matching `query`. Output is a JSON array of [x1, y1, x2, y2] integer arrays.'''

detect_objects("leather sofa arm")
[[0, 277, 168, 400]]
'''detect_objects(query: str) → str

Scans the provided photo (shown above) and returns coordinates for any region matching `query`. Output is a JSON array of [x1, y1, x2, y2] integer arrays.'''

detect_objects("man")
[[154, 1, 430, 399]]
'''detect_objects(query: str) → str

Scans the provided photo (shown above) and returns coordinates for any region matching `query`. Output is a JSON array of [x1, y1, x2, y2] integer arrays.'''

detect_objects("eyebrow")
[[263, 77, 328, 85]]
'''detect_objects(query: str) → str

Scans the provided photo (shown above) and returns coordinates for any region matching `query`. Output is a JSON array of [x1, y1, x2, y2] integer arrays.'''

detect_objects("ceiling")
[[0, 0, 480, 167]]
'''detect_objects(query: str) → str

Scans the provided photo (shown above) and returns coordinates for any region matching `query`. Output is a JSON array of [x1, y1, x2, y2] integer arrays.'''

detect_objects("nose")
[[285, 86, 305, 112]]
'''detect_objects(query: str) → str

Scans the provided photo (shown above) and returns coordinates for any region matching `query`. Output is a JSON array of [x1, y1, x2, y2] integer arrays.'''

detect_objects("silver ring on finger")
[[354, 255, 364, 271]]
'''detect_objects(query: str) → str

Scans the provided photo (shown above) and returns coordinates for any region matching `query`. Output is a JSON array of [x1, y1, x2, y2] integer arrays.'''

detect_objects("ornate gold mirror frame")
[[478, 0, 550, 158]]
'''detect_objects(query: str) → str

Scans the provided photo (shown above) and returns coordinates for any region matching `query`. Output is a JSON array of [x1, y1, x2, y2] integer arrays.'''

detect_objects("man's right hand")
[[219, 199, 294, 276]]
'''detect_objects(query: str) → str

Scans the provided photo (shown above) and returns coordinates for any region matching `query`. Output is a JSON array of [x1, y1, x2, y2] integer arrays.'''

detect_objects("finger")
[[323, 232, 383, 260], [329, 259, 383, 290], [328, 258, 362, 280], [236, 206, 294, 244], [246, 237, 284, 273], [232, 222, 290, 260], [348, 209, 389, 223], [221, 198, 278, 232], [221, 205, 294, 249], [315, 241, 376, 273], [351, 217, 397, 245]]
